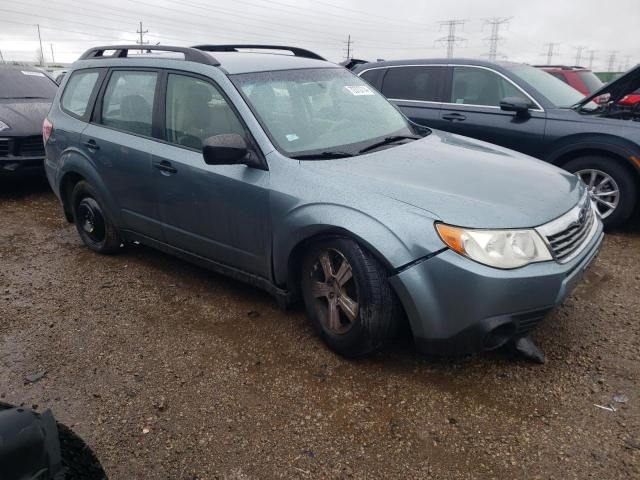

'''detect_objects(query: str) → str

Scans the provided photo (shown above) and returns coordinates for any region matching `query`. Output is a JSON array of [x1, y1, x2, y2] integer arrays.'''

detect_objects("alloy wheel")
[[309, 248, 359, 334], [576, 168, 620, 219]]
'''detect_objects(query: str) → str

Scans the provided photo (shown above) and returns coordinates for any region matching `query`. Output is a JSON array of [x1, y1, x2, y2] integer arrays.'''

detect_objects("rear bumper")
[[389, 222, 604, 356]]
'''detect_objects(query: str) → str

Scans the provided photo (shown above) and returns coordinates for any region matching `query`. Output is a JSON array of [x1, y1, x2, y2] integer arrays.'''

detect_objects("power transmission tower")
[[574, 45, 586, 66], [607, 51, 618, 72], [436, 19, 466, 58], [587, 49, 598, 70], [343, 34, 353, 61], [483, 17, 511, 61], [542, 42, 559, 65], [136, 21, 149, 53], [36, 23, 45, 67]]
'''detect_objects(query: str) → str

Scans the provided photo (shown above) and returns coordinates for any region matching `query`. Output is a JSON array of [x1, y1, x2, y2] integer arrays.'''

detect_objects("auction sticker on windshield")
[[344, 85, 375, 96], [21, 71, 46, 77]]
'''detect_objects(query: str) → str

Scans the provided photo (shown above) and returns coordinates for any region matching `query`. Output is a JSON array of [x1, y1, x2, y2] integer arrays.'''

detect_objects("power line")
[[436, 19, 466, 58], [483, 16, 511, 61], [574, 45, 586, 66], [542, 42, 559, 64]]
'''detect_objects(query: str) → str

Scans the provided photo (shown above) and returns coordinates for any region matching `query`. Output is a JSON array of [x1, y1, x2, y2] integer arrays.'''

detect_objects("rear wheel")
[[71, 181, 122, 254], [301, 238, 400, 358], [563, 156, 637, 230]]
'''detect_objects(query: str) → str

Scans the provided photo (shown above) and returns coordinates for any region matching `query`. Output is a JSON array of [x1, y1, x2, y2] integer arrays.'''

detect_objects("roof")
[[210, 51, 335, 74], [352, 57, 529, 72]]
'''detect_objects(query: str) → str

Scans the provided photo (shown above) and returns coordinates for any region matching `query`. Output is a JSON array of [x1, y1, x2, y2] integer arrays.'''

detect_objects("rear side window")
[[100, 71, 157, 137], [381, 66, 444, 102], [61, 70, 100, 117]]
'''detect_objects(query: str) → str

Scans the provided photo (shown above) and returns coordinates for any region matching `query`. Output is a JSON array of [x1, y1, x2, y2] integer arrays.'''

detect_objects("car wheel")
[[563, 156, 638, 230], [71, 181, 122, 254], [301, 238, 400, 358]]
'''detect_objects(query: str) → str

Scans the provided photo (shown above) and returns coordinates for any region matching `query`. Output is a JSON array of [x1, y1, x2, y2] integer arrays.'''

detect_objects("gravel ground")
[[1, 177, 639, 480]]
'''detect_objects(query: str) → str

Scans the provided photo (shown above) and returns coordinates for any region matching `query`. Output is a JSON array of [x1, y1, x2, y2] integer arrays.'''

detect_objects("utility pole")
[[343, 34, 353, 61], [36, 23, 45, 67], [542, 42, 559, 65], [587, 49, 598, 70], [436, 19, 466, 58], [574, 45, 586, 66], [483, 17, 511, 61], [136, 21, 149, 53], [0, 49, 4, 64], [50, 43, 55, 64], [607, 51, 618, 72]]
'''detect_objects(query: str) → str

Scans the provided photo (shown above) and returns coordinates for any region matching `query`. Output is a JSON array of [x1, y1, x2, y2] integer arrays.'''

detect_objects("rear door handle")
[[442, 113, 467, 121], [83, 139, 99, 150], [153, 160, 177, 175]]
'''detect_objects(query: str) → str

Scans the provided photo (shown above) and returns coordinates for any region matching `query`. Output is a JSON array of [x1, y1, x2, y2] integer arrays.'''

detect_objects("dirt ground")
[[1, 177, 638, 480]]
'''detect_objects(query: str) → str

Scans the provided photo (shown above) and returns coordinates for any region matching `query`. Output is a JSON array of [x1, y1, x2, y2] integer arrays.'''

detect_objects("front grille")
[[537, 194, 597, 264], [0, 139, 8, 157], [17, 135, 45, 157], [0, 136, 45, 158]]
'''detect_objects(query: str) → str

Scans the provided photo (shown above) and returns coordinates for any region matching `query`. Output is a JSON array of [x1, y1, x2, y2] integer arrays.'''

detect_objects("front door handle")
[[83, 139, 99, 150], [442, 113, 467, 121], [153, 160, 177, 175]]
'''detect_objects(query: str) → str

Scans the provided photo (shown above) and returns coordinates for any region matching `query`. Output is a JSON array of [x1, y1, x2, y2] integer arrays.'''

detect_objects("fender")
[[56, 147, 121, 227], [545, 133, 640, 175], [271, 202, 444, 286]]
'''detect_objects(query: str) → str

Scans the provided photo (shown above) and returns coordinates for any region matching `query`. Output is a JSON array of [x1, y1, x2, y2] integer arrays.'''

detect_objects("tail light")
[[42, 118, 53, 145]]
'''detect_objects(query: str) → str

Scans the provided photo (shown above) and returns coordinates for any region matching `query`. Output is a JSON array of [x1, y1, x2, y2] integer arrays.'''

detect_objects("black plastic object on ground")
[[0, 402, 107, 479], [511, 336, 546, 364]]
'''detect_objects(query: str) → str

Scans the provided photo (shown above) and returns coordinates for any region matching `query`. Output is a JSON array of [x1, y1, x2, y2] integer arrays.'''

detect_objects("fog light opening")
[[484, 322, 516, 350]]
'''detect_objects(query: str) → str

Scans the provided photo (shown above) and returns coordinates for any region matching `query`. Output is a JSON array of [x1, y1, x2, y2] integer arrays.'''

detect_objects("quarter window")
[[450, 66, 527, 107], [165, 74, 245, 150], [61, 70, 100, 117], [100, 71, 157, 136], [381, 66, 444, 102]]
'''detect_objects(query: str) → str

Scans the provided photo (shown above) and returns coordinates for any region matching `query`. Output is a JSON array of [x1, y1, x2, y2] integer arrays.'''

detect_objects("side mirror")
[[202, 134, 249, 166], [500, 97, 531, 116]]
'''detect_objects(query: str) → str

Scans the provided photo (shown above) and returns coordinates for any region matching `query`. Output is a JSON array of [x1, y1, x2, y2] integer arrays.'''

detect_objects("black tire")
[[301, 238, 401, 358], [71, 181, 121, 254], [57, 422, 108, 479], [563, 156, 638, 230]]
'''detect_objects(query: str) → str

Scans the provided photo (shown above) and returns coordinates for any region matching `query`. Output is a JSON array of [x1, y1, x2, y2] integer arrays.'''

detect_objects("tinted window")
[[359, 69, 383, 89], [61, 70, 99, 117], [165, 74, 245, 150], [100, 71, 157, 136], [0, 67, 58, 99], [381, 66, 444, 102], [450, 66, 526, 107]]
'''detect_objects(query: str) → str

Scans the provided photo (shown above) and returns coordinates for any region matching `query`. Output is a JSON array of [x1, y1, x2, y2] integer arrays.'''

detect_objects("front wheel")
[[563, 156, 638, 230], [301, 238, 400, 358]]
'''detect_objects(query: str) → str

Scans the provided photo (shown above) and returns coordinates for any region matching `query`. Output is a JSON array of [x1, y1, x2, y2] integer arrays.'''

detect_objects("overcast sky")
[[1, 0, 638, 71]]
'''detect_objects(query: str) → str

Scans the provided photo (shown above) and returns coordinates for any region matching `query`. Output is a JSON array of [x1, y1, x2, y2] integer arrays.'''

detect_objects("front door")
[[438, 66, 547, 158], [153, 73, 271, 278]]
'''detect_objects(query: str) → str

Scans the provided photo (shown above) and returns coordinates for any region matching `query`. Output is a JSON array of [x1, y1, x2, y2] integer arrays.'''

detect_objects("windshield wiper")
[[291, 151, 355, 160], [358, 135, 419, 154]]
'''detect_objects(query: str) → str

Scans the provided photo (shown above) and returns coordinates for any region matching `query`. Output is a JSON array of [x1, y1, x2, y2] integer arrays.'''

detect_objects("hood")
[[575, 64, 640, 108], [300, 131, 583, 229], [0, 99, 52, 136]]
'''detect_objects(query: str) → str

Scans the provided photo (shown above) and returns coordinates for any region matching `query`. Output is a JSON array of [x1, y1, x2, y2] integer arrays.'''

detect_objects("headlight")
[[435, 223, 552, 269], [0, 120, 9, 132]]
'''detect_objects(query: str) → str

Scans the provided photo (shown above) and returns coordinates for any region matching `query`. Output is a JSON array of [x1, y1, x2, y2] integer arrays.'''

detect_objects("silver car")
[[43, 45, 603, 358]]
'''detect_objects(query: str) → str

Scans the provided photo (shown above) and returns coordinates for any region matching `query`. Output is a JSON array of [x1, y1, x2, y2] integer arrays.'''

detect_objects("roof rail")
[[192, 44, 325, 61], [78, 45, 220, 66]]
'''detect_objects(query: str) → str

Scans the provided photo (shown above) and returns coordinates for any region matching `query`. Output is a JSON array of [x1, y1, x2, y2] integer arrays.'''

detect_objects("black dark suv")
[[351, 59, 640, 228]]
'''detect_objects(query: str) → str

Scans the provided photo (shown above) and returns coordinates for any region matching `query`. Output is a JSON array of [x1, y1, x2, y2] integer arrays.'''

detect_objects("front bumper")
[[389, 221, 604, 356], [0, 157, 45, 175]]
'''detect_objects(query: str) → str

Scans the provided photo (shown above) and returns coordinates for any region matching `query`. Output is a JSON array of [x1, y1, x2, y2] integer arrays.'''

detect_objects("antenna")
[[436, 19, 467, 58]]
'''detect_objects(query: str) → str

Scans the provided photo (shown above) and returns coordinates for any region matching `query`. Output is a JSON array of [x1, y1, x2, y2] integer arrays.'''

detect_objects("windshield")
[[0, 68, 57, 99], [504, 64, 586, 108], [231, 68, 417, 156]]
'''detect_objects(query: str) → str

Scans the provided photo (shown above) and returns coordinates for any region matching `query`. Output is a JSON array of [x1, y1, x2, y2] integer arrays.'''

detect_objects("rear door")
[[368, 65, 447, 128], [81, 69, 163, 239], [438, 66, 547, 157]]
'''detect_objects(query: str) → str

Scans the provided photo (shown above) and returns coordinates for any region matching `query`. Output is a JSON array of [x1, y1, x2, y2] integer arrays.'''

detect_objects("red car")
[[620, 89, 640, 106], [535, 65, 604, 96]]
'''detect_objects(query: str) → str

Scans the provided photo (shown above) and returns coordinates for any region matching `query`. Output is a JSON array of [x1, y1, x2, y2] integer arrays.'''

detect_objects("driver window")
[[451, 66, 530, 107], [165, 74, 245, 150]]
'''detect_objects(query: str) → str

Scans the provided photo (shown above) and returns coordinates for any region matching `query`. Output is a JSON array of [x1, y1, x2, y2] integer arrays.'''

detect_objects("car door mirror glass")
[[202, 134, 249, 166], [500, 97, 531, 115]]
